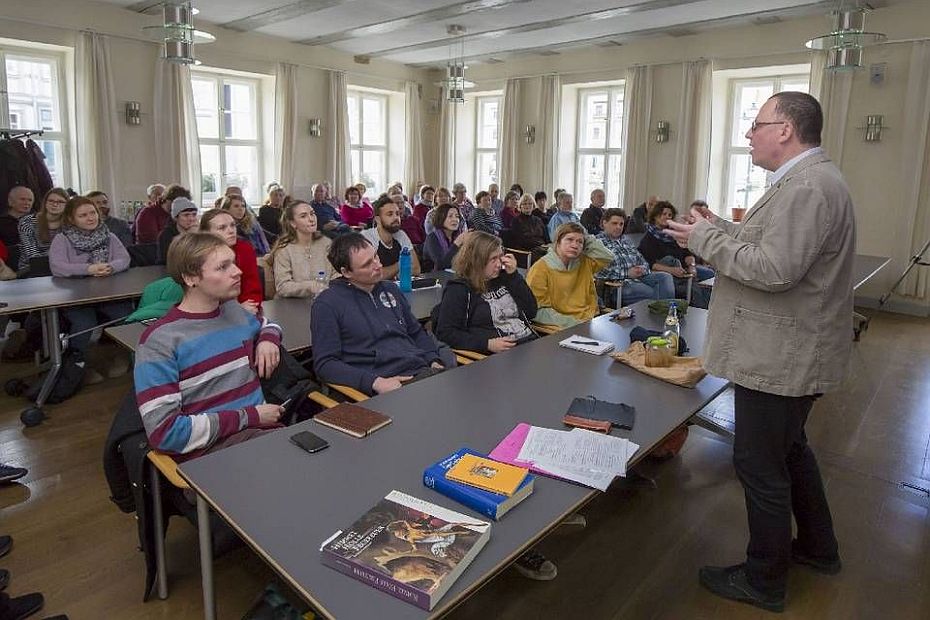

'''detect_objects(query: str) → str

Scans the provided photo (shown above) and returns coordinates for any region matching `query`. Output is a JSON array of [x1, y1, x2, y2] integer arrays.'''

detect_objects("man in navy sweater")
[[311, 233, 445, 395]]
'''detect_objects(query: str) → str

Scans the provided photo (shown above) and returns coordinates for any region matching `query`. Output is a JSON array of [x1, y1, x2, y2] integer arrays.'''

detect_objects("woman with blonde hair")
[[268, 200, 334, 299], [221, 194, 270, 256], [434, 231, 537, 355]]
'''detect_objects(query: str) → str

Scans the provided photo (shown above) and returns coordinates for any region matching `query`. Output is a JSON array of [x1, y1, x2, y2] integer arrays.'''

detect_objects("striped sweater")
[[134, 300, 282, 460]]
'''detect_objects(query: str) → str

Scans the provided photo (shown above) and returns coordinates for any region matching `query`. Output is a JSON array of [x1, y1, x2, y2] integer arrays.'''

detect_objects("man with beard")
[[362, 195, 421, 280]]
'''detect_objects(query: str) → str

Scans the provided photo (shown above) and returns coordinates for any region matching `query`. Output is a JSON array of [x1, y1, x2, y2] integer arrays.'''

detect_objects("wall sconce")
[[864, 114, 884, 142], [524, 124, 536, 144], [125, 101, 142, 126], [308, 118, 322, 137], [655, 120, 670, 143]]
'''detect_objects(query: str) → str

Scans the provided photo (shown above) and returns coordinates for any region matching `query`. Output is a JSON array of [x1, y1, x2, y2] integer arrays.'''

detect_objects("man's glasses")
[[750, 120, 787, 133]]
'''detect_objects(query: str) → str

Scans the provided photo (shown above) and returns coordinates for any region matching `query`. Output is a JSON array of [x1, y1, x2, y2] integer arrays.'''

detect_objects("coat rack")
[[0, 128, 45, 140]]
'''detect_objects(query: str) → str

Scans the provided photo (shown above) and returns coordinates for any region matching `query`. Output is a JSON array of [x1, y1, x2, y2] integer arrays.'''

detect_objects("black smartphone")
[[290, 430, 329, 454]]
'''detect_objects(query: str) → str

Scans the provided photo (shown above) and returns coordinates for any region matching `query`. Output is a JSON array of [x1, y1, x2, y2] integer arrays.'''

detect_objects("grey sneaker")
[[513, 550, 557, 581]]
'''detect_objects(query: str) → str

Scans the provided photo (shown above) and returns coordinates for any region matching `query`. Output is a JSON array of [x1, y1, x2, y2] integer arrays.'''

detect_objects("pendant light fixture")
[[143, 1, 216, 65], [804, 4, 886, 71]]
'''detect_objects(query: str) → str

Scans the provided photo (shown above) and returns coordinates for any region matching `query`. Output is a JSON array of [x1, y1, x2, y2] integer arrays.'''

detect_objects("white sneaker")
[[513, 550, 557, 581]]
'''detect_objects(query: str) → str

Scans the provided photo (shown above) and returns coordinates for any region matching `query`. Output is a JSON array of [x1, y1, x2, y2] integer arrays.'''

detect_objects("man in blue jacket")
[[311, 233, 445, 395]]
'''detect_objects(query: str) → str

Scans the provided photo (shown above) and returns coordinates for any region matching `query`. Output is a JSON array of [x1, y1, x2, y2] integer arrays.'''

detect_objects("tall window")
[[192, 72, 263, 207], [0, 47, 69, 186], [575, 84, 624, 209], [475, 95, 501, 192], [724, 74, 809, 211], [347, 89, 388, 196]]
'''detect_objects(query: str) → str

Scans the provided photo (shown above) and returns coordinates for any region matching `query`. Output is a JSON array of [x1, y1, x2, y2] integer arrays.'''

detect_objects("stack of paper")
[[558, 336, 615, 355], [489, 423, 639, 491]]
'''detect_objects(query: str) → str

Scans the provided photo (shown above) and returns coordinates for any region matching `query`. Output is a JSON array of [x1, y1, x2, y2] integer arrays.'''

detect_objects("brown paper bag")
[[611, 341, 707, 388]]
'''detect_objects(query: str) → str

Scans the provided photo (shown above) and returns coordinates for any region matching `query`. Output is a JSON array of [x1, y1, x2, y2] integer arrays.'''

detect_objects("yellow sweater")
[[526, 236, 613, 327]]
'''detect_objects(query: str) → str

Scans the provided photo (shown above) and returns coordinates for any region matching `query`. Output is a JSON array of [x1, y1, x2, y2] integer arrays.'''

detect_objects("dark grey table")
[[178, 302, 728, 619], [0, 266, 165, 418]]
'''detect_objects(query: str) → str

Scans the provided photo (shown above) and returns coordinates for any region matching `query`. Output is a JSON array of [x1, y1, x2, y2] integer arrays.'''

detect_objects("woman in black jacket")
[[435, 231, 537, 355]]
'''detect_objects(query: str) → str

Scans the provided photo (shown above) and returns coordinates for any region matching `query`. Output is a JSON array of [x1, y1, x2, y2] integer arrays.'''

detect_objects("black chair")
[[24, 256, 50, 278], [6, 244, 20, 273], [128, 244, 159, 267]]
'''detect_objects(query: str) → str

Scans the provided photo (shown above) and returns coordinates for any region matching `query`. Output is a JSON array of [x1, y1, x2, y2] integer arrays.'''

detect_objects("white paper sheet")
[[516, 426, 640, 489]]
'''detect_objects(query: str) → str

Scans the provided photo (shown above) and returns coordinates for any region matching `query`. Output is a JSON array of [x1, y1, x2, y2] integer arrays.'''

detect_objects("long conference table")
[[176, 301, 728, 619]]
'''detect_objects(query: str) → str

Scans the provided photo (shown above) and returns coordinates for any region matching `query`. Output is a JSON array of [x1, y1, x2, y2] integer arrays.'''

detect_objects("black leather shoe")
[[699, 564, 785, 613], [0, 464, 27, 484], [0, 568, 8, 591], [791, 539, 842, 575], [0, 591, 44, 620], [0, 535, 11, 558]]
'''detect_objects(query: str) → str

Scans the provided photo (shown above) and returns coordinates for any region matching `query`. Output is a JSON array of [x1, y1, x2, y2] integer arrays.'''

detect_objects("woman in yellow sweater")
[[526, 222, 613, 328]]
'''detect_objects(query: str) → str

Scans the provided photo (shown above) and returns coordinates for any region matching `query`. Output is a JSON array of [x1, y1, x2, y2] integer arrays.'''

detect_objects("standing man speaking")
[[667, 92, 854, 613]]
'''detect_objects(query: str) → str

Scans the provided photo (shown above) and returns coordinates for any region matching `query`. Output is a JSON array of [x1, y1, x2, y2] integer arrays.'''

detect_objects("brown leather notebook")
[[313, 403, 392, 438], [562, 414, 612, 433]]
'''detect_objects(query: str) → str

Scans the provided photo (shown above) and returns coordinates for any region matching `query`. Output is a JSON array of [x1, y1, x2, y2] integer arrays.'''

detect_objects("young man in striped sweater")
[[134, 232, 284, 461]]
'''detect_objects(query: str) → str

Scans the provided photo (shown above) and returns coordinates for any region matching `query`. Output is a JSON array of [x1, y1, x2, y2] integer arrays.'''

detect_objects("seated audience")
[[500, 191, 519, 229], [268, 200, 334, 299], [340, 185, 374, 228], [1, 186, 35, 247], [638, 200, 713, 308], [424, 187, 465, 236], [526, 222, 613, 328], [628, 194, 660, 234], [156, 197, 199, 264], [595, 208, 675, 306], [87, 190, 133, 248], [17, 187, 67, 270], [136, 184, 190, 244], [145, 183, 166, 210], [423, 204, 469, 271], [508, 193, 548, 258], [488, 183, 504, 215], [310, 182, 350, 236], [49, 196, 133, 360], [361, 195, 421, 279], [354, 182, 373, 209], [580, 188, 606, 235], [469, 191, 503, 236], [546, 191, 580, 241], [134, 231, 283, 461], [533, 191, 553, 227], [509, 183, 524, 197], [258, 182, 286, 237], [200, 208, 263, 314], [392, 186, 425, 246], [311, 233, 445, 396], [452, 182, 476, 222], [222, 194, 270, 256], [435, 232, 537, 354], [412, 185, 435, 227]]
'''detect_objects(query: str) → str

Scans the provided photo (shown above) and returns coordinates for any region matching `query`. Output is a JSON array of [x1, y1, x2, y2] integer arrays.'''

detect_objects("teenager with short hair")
[[156, 197, 199, 264]]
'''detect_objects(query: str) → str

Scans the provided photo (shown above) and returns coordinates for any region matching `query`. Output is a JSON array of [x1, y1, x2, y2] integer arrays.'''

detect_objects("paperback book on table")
[[424, 448, 535, 520], [320, 490, 490, 611]]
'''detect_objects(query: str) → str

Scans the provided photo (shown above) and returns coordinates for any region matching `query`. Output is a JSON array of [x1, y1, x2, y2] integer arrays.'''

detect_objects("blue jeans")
[[619, 272, 676, 306]]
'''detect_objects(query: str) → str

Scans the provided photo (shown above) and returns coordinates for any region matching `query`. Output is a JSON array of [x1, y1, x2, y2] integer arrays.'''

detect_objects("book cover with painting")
[[320, 490, 490, 610]]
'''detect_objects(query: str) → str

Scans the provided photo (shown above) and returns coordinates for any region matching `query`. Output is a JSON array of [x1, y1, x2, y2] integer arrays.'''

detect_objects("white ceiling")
[[103, 0, 896, 67]]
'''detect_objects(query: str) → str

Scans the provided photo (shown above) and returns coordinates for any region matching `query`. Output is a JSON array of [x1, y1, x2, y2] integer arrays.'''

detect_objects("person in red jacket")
[[199, 208, 263, 314], [135, 184, 190, 244]]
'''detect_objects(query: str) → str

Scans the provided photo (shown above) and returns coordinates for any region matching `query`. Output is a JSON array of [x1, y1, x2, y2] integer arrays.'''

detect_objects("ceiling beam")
[[221, 0, 348, 32], [298, 0, 533, 46]]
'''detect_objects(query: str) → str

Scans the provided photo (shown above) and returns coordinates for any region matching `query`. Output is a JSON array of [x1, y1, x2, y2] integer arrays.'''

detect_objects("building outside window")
[[575, 84, 625, 209]]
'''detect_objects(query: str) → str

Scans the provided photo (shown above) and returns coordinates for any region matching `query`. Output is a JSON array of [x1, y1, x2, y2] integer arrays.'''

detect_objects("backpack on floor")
[[23, 349, 87, 404]]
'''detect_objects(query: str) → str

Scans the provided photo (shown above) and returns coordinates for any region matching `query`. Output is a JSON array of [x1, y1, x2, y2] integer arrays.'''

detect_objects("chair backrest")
[[26, 255, 51, 278], [624, 232, 645, 248], [6, 244, 20, 272], [128, 243, 159, 267]]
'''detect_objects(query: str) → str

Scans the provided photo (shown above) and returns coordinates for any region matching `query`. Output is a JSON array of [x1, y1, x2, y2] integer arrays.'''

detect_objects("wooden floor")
[[2, 308, 929, 619]]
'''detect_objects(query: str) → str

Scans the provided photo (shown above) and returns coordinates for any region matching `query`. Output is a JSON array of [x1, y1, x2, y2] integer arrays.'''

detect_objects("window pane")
[[224, 146, 260, 205], [5, 56, 59, 131], [192, 77, 219, 139], [361, 97, 385, 146], [476, 151, 498, 192], [580, 92, 608, 149], [35, 140, 63, 186], [360, 150, 385, 196], [478, 99, 499, 148], [727, 153, 768, 211], [609, 87, 625, 149], [577, 154, 605, 208], [348, 95, 359, 146], [200, 144, 221, 208], [781, 78, 809, 94], [733, 82, 774, 147], [606, 154, 623, 208], [350, 149, 361, 185], [223, 81, 257, 140]]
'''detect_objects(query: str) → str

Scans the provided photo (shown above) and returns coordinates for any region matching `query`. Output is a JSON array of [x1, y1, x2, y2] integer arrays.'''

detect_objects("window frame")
[[191, 70, 265, 208], [574, 83, 625, 210], [0, 45, 72, 187], [474, 94, 501, 192], [347, 88, 389, 196]]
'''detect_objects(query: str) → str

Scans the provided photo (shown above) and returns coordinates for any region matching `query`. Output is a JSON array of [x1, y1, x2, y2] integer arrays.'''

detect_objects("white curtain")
[[671, 60, 712, 209], [898, 41, 930, 299], [274, 62, 299, 192], [622, 65, 653, 210], [325, 70, 352, 191], [404, 81, 425, 194], [76, 32, 121, 205], [499, 78, 521, 190], [537, 74, 561, 195], [153, 55, 201, 204], [810, 51, 852, 168], [438, 90, 456, 187]]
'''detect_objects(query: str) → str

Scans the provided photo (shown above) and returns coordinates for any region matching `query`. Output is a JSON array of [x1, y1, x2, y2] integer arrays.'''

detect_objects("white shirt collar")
[[768, 146, 824, 186]]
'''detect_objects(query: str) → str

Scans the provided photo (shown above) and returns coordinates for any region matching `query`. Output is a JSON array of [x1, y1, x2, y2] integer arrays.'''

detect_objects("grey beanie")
[[171, 197, 198, 219]]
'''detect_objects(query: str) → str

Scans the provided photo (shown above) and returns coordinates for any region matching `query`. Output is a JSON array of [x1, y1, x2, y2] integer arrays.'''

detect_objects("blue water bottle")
[[399, 247, 412, 292]]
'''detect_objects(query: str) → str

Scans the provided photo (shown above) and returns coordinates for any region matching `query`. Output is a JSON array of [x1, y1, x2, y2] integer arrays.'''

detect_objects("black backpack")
[[23, 349, 87, 404]]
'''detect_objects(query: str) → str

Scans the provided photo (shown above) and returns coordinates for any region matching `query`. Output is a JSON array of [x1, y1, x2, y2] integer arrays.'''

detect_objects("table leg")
[[33, 308, 62, 408], [196, 496, 216, 620], [615, 281, 623, 309], [150, 465, 168, 600]]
